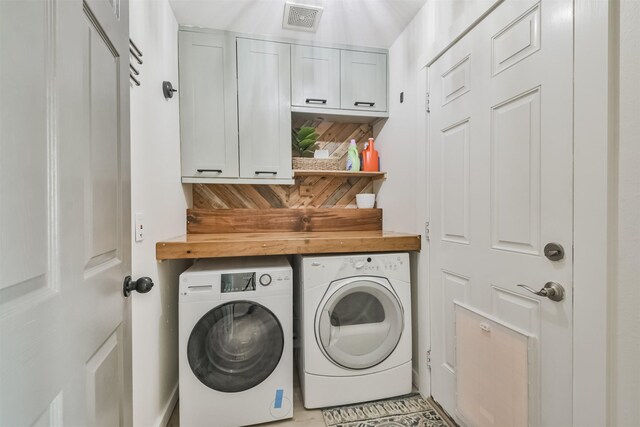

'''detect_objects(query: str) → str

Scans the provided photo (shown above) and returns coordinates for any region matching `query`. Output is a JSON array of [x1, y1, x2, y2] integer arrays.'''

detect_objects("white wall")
[[129, 1, 191, 426], [375, 21, 422, 233], [374, 2, 429, 393], [609, 1, 640, 425]]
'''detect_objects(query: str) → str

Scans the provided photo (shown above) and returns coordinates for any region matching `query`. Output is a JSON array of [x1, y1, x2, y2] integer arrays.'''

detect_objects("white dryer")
[[179, 257, 293, 427], [294, 253, 412, 409]]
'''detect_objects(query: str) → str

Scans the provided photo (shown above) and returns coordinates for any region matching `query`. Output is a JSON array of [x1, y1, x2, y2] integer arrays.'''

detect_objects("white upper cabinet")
[[291, 45, 340, 109], [179, 31, 239, 178], [340, 50, 387, 112], [237, 38, 292, 179], [177, 29, 388, 184]]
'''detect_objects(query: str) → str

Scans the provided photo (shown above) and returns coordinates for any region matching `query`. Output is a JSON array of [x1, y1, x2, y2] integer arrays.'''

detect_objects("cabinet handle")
[[197, 169, 222, 173], [306, 98, 327, 104], [255, 171, 277, 175], [354, 101, 375, 107]]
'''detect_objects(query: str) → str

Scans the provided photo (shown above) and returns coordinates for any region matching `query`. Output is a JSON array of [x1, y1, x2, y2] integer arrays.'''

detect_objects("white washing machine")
[[294, 253, 412, 409], [179, 257, 293, 427]]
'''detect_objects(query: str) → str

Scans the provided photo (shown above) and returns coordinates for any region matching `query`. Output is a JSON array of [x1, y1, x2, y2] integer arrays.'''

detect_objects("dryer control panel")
[[299, 253, 410, 288], [347, 255, 406, 273]]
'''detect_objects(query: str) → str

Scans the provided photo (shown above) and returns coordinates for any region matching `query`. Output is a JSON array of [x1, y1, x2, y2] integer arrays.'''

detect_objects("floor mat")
[[321, 393, 449, 427]]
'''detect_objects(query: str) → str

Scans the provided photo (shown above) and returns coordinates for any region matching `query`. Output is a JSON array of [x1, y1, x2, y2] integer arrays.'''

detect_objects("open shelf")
[[293, 170, 386, 180], [291, 107, 389, 124]]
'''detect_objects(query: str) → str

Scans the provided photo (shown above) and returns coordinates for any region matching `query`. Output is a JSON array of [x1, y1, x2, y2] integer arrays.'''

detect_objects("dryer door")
[[315, 278, 404, 370], [187, 301, 284, 392]]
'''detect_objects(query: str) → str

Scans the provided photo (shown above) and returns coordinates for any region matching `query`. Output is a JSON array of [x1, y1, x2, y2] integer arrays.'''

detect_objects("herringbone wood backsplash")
[[294, 119, 371, 164], [192, 120, 376, 209]]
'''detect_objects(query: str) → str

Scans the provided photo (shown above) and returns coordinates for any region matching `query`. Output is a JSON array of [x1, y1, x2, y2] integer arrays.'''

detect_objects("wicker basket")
[[292, 157, 343, 171]]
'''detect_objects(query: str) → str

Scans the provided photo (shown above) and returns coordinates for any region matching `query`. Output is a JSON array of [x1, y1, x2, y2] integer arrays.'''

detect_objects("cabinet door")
[[291, 45, 340, 109], [341, 50, 387, 112], [237, 38, 292, 179], [179, 31, 238, 178]]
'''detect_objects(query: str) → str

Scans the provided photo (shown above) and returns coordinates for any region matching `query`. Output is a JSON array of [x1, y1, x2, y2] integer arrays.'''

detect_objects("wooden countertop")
[[156, 230, 421, 260]]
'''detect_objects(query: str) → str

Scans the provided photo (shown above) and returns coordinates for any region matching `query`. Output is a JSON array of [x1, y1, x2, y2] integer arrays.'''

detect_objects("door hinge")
[[425, 92, 430, 113], [426, 350, 432, 369], [424, 221, 430, 241]]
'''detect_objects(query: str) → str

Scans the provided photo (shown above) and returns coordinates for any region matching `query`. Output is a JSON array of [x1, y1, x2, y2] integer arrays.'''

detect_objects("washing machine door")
[[315, 277, 404, 370], [187, 301, 284, 392]]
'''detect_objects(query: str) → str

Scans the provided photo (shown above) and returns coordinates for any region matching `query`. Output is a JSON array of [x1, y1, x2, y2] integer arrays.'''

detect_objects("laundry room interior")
[[1, 0, 639, 427]]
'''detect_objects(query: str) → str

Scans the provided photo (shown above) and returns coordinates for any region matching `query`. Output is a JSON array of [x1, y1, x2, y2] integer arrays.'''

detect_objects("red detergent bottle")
[[362, 137, 379, 172]]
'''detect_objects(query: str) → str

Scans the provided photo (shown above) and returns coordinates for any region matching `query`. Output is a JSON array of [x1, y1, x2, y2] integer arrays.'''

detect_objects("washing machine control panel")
[[259, 273, 272, 286], [221, 272, 257, 293], [180, 268, 292, 301]]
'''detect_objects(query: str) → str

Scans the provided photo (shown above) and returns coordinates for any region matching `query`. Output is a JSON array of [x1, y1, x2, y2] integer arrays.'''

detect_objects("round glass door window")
[[188, 301, 284, 392], [316, 279, 404, 370]]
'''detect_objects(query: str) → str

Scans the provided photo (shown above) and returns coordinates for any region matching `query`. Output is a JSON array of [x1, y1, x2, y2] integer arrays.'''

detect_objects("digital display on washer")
[[221, 272, 256, 293]]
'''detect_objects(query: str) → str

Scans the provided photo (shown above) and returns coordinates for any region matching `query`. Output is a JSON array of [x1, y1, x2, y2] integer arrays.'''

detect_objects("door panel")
[[441, 56, 470, 105], [291, 45, 340, 109], [85, 14, 121, 270], [441, 271, 469, 372], [491, 4, 541, 76], [0, 0, 132, 425], [0, 0, 52, 309], [441, 120, 470, 244], [85, 329, 123, 427], [237, 38, 292, 179], [490, 88, 541, 255], [179, 31, 239, 178], [491, 287, 540, 336], [340, 50, 387, 112], [428, 1, 573, 426]]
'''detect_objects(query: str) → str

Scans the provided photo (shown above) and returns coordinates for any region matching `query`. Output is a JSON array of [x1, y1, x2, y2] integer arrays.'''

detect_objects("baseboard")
[[157, 382, 179, 427]]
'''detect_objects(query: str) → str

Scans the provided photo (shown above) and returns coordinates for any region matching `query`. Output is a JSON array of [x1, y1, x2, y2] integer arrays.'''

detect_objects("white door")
[[0, 0, 133, 425], [291, 45, 340, 109], [178, 30, 239, 179], [237, 38, 292, 180], [428, 0, 573, 426]]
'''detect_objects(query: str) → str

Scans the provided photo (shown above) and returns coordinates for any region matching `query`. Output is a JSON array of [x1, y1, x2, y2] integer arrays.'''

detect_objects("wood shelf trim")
[[156, 231, 421, 260], [293, 170, 386, 180], [187, 208, 382, 234]]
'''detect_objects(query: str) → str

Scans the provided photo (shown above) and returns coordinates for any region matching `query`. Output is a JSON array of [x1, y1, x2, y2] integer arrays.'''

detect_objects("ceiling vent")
[[283, 2, 323, 32]]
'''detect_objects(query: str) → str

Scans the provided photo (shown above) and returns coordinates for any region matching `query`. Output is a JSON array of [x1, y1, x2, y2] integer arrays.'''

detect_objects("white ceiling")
[[168, 0, 428, 49]]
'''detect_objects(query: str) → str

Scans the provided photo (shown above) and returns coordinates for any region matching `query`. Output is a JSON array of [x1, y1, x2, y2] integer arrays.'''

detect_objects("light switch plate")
[[135, 213, 144, 242]]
